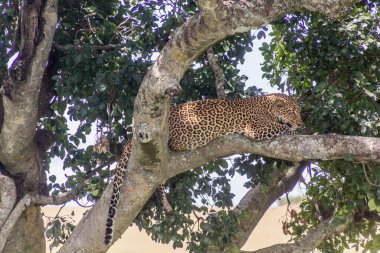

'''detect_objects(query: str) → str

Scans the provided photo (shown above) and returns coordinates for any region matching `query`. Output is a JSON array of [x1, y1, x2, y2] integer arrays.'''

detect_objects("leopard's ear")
[[274, 98, 286, 108]]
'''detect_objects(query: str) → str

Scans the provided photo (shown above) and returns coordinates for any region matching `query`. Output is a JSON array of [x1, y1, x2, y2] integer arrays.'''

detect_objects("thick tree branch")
[[0, 193, 33, 252], [0, 0, 58, 174], [32, 191, 77, 206], [208, 163, 306, 253], [0, 191, 76, 252], [244, 217, 350, 253], [59, 1, 359, 252], [0, 175, 16, 229], [166, 134, 380, 178], [234, 163, 306, 249], [0, 1, 58, 252]]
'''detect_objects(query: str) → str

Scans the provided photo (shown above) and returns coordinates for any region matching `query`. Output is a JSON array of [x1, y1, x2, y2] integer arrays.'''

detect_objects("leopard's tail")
[[156, 185, 173, 212], [104, 139, 132, 245]]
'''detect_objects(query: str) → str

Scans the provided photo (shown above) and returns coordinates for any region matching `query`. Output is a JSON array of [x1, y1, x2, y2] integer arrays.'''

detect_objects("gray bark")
[[0, 0, 57, 175], [234, 163, 306, 249], [0, 0, 58, 252], [243, 217, 350, 253], [57, 1, 361, 253], [207, 47, 226, 98], [0, 175, 16, 229], [2, 206, 45, 253], [208, 163, 307, 253], [166, 134, 380, 178], [0, 191, 76, 252]]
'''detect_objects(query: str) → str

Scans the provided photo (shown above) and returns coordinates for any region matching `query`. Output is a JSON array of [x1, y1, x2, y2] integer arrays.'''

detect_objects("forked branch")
[[0, 191, 76, 252]]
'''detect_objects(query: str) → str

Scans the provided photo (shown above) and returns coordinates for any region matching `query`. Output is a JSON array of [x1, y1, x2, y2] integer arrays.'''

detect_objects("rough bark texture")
[[244, 217, 349, 253], [208, 163, 307, 253], [234, 163, 306, 249], [0, 175, 16, 229], [166, 134, 380, 178], [207, 47, 226, 98], [0, 0, 57, 175], [2, 206, 45, 253], [0, 191, 76, 252], [0, 0, 58, 252], [57, 1, 360, 253]]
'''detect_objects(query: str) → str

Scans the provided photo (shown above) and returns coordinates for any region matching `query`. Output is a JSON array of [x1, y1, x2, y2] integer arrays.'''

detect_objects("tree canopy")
[[0, 0, 379, 253]]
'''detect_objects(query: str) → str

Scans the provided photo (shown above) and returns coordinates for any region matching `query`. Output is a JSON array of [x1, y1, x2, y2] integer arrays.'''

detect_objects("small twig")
[[87, 16, 95, 33], [75, 199, 94, 208], [285, 192, 291, 205], [53, 204, 66, 220], [117, 17, 131, 29], [54, 43, 128, 51], [43, 204, 66, 232], [206, 47, 226, 99], [362, 163, 380, 187]]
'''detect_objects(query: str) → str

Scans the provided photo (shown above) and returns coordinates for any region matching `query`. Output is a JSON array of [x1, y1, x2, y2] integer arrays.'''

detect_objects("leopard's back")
[[168, 94, 302, 151]]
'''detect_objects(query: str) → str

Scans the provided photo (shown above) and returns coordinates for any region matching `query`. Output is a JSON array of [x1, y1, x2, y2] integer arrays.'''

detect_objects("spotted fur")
[[104, 93, 302, 245], [156, 185, 173, 212]]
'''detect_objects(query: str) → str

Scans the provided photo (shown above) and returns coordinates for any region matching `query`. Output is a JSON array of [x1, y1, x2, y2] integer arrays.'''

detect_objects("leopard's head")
[[267, 94, 303, 131]]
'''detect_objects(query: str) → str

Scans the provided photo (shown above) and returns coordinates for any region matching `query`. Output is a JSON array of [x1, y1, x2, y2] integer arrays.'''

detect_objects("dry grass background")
[[42, 204, 359, 253]]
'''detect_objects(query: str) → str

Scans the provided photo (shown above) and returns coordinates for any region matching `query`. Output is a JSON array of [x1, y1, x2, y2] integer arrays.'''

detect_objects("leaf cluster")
[[35, 1, 257, 250], [261, 1, 380, 251]]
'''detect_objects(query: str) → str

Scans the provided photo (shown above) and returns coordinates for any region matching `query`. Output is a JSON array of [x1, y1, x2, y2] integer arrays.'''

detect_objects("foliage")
[[1, 0, 380, 252], [40, 0, 254, 251], [44, 209, 76, 251], [0, 0, 18, 79], [261, 1, 380, 251]]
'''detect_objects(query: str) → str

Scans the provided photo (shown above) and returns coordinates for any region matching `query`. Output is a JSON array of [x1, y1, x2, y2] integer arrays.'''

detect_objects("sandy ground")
[[42, 205, 358, 253]]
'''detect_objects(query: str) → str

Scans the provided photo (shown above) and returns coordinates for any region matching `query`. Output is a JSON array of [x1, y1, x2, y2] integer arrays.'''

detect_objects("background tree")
[[0, 1, 379, 253]]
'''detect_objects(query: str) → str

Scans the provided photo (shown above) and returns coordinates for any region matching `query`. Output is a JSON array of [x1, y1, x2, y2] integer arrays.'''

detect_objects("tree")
[[0, 0, 379, 253]]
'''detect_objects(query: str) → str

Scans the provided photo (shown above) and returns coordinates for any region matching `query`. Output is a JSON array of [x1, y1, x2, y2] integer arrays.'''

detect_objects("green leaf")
[[92, 189, 100, 197], [368, 199, 380, 212], [219, 159, 229, 169], [231, 244, 239, 253], [49, 175, 56, 183], [257, 30, 266, 40]]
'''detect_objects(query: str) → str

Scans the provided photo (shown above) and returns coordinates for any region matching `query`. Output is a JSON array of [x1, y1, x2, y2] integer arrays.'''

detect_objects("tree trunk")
[[0, 0, 58, 252], [57, 1, 361, 252], [2, 207, 45, 253]]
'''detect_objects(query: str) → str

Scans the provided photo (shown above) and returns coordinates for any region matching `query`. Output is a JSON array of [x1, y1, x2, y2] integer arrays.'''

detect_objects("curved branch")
[[166, 134, 380, 178], [0, 191, 76, 252], [208, 163, 307, 253], [59, 1, 359, 252], [0, 0, 58, 174], [0, 193, 33, 253], [244, 217, 350, 253], [32, 191, 77, 206], [234, 163, 307, 249]]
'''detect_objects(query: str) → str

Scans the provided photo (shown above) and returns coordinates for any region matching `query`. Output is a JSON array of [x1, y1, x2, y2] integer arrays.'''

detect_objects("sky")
[[238, 33, 279, 93]]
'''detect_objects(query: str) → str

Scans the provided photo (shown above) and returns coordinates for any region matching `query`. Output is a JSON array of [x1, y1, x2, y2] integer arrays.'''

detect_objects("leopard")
[[104, 93, 303, 245]]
